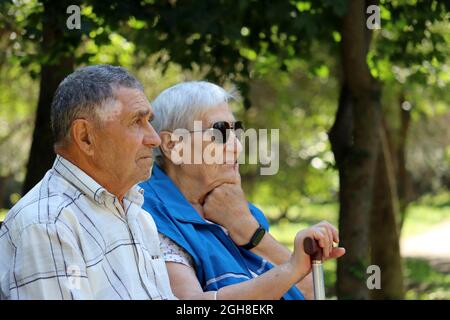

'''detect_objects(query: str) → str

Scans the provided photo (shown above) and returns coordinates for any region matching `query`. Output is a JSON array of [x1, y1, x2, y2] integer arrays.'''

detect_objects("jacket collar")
[[145, 164, 210, 225]]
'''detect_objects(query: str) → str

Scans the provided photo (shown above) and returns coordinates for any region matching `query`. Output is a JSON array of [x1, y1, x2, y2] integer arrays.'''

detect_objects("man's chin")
[[136, 164, 153, 182], [136, 175, 150, 186]]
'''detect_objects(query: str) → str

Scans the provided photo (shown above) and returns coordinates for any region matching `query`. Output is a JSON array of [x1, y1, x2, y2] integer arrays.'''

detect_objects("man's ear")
[[71, 119, 95, 156]]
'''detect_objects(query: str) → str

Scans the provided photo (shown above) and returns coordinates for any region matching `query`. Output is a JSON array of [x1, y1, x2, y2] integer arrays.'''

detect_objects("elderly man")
[[0, 65, 175, 300], [140, 81, 345, 300]]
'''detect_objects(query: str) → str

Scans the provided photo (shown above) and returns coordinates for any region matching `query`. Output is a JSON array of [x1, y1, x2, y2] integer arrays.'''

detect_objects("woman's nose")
[[225, 130, 243, 156]]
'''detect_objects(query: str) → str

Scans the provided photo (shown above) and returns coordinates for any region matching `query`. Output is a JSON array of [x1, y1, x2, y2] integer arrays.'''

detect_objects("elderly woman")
[[140, 81, 345, 300]]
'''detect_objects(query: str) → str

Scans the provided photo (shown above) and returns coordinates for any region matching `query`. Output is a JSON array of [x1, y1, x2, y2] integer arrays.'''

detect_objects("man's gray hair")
[[51, 64, 143, 145], [151, 81, 236, 165]]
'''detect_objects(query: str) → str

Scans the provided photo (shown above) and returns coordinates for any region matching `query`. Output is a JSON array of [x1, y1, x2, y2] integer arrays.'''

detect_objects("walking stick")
[[303, 237, 325, 300]]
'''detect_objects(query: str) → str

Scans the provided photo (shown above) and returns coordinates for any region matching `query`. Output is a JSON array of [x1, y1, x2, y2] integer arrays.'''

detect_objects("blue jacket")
[[140, 164, 304, 300]]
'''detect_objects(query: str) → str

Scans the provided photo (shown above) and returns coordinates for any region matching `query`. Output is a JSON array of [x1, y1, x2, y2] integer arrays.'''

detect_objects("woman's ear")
[[71, 119, 95, 156], [159, 131, 184, 165]]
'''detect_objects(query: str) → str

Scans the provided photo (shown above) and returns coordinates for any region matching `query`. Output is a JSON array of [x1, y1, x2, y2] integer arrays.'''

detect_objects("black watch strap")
[[239, 224, 266, 250]]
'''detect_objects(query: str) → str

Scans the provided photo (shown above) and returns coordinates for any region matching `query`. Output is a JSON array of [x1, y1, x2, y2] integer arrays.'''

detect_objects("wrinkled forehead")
[[100, 87, 152, 122]]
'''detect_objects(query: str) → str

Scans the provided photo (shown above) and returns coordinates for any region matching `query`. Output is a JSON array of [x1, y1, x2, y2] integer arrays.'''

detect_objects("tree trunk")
[[370, 119, 404, 299], [329, 0, 381, 300], [22, 1, 79, 194], [397, 94, 412, 230]]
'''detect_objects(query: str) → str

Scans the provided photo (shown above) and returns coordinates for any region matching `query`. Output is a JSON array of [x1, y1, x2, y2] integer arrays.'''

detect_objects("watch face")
[[241, 226, 266, 250]]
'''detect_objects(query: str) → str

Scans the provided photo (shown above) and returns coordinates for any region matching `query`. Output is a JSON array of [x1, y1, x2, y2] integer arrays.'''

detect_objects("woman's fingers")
[[329, 247, 346, 259], [316, 224, 332, 257], [319, 221, 339, 243], [320, 225, 332, 252], [313, 228, 330, 258], [331, 226, 339, 243], [317, 221, 340, 254], [317, 221, 339, 244], [302, 221, 342, 260]]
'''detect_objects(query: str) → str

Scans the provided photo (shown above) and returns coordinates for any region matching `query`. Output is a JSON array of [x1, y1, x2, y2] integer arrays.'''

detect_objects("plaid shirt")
[[0, 155, 175, 300]]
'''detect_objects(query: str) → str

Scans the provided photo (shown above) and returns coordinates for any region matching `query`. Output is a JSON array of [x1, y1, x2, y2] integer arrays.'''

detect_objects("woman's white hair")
[[151, 81, 236, 165]]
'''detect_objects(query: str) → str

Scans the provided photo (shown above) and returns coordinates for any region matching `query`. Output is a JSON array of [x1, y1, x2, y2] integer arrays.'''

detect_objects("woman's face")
[[178, 103, 243, 189]]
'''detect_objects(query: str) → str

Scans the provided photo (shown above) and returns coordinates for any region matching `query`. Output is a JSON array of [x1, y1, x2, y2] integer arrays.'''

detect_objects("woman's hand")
[[289, 221, 346, 281], [203, 179, 259, 246]]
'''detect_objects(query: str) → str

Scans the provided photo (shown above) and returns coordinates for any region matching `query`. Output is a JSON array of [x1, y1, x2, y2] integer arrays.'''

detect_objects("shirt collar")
[[53, 155, 144, 207], [145, 164, 208, 225]]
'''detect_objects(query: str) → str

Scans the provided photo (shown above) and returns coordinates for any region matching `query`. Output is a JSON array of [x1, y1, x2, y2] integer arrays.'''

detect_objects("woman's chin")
[[217, 164, 239, 180]]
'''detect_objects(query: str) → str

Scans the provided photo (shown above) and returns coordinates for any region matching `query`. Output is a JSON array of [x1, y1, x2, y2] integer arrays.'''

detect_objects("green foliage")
[[417, 190, 450, 207], [0, 209, 7, 221], [372, 0, 450, 102], [236, 55, 340, 212], [402, 204, 450, 237], [1, 0, 447, 213], [404, 258, 450, 300], [96, 0, 349, 109], [0, 60, 37, 179]]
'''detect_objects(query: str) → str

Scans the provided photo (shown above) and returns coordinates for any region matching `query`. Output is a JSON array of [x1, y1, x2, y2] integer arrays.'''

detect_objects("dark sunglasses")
[[190, 121, 245, 144]]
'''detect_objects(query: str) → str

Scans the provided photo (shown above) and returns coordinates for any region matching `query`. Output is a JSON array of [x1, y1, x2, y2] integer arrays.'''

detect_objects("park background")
[[0, 0, 449, 299]]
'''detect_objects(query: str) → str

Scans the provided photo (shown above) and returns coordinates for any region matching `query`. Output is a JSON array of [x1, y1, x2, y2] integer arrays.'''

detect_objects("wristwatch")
[[239, 224, 266, 250]]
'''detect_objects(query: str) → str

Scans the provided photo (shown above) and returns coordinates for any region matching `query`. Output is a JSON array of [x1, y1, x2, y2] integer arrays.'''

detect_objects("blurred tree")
[[22, 0, 83, 194], [0, 1, 39, 206], [328, 0, 382, 299], [238, 57, 339, 222], [367, 0, 449, 299], [16, 0, 149, 193]]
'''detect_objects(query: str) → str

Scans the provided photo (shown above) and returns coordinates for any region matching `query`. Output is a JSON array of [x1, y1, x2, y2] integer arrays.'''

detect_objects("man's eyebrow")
[[132, 108, 152, 119]]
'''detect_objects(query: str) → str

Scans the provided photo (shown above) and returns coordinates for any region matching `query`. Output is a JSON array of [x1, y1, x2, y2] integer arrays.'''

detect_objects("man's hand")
[[203, 176, 259, 246], [288, 221, 346, 282]]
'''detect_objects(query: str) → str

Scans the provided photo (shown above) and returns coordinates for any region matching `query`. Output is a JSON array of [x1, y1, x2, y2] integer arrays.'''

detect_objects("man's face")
[[92, 87, 161, 187]]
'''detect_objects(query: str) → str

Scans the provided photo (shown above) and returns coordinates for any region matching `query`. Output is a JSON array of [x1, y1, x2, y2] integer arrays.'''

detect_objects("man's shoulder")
[[2, 170, 81, 236]]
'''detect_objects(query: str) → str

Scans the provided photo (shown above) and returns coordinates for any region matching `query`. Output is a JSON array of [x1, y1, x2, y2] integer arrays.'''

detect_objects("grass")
[[402, 205, 450, 237], [404, 258, 450, 300]]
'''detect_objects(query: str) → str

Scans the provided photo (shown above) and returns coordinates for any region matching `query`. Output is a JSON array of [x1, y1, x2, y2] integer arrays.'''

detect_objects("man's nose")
[[143, 122, 161, 148]]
